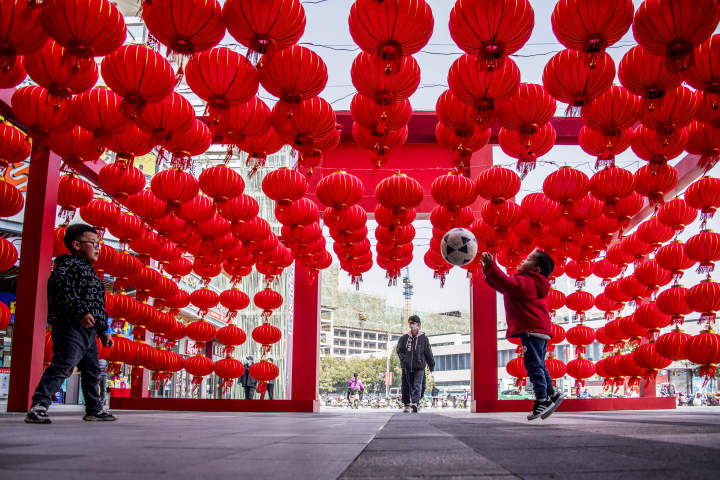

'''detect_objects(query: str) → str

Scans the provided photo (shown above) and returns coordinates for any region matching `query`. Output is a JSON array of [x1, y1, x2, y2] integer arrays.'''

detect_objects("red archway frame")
[[3, 88, 691, 411]]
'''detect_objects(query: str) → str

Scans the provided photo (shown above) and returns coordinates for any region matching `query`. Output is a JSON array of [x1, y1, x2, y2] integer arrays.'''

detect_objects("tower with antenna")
[[402, 266, 413, 328]]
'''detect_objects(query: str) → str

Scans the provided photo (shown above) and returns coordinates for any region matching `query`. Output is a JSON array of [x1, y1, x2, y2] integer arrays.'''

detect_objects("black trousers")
[[520, 334, 556, 401], [401, 368, 425, 405], [243, 386, 256, 399], [266, 383, 274, 400], [31, 323, 103, 414]]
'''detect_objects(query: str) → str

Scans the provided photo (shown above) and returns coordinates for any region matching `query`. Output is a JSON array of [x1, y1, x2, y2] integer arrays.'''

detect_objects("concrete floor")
[[0, 406, 719, 479]]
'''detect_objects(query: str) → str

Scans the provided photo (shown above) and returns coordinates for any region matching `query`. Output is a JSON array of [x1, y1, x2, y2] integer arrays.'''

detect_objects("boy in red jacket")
[[481, 249, 565, 420]]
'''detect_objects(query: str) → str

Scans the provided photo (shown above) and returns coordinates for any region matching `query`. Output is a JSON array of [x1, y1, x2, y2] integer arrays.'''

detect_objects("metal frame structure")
[[3, 86, 691, 411]]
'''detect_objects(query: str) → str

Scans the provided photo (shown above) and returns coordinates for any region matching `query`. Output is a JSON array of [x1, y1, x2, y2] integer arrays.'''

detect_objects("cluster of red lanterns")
[[348, 0, 432, 167]]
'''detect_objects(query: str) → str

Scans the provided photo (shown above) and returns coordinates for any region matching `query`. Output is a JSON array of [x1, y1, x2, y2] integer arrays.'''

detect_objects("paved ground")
[[1, 406, 719, 479]]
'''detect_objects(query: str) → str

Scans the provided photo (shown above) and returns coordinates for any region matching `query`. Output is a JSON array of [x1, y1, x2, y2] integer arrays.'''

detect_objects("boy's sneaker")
[[25, 405, 51, 424], [527, 399, 552, 421], [410, 403, 418, 413], [402, 405, 410, 413], [83, 409, 117, 422], [541, 392, 566, 420]]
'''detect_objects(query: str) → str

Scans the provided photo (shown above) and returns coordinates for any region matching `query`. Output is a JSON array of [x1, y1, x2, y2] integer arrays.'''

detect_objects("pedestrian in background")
[[396, 315, 435, 413], [25, 224, 116, 424], [241, 355, 257, 399]]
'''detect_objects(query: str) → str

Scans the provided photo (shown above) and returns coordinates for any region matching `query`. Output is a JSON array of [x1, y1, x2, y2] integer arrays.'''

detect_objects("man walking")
[[25, 224, 116, 424], [240, 355, 257, 399], [396, 315, 434, 413]]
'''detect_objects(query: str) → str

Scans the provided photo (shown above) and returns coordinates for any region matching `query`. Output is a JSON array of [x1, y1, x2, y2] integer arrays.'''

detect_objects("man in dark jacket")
[[26, 224, 116, 424], [481, 249, 565, 421], [240, 355, 257, 399], [396, 315, 434, 413]]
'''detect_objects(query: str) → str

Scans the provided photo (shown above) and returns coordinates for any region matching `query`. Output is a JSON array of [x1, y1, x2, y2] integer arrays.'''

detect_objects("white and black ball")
[[440, 228, 478, 266]]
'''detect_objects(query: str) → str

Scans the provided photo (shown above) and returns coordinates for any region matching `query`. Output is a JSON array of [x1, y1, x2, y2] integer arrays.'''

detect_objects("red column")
[[7, 146, 61, 412], [290, 264, 320, 411], [470, 277, 499, 411], [130, 328, 152, 398]]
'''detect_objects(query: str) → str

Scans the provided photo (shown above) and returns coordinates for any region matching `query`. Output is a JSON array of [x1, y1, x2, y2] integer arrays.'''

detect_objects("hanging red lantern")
[[0, 1, 48, 64], [316, 171, 364, 209], [429, 172, 476, 210], [217, 193, 259, 225], [634, 163, 678, 206], [151, 169, 200, 213], [352, 123, 408, 168], [566, 357, 596, 390], [436, 122, 491, 169], [520, 193, 562, 232], [0, 122, 30, 170], [126, 189, 168, 224], [349, 0, 433, 72], [40, 0, 126, 58], [551, 0, 633, 63], [105, 125, 154, 169], [637, 217, 674, 249], [219, 289, 250, 320], [262, 167, 307, 205], [589, 166, 635, 209], [0, 53, 25, 88], [252, 323, 282, 349], [259, 45, 326, 104], [566, 323, 596, 356], [47, 126, 103, 168], [0, 180, 22, 218], [656, 240, 695, 281], [271, 97, 336, 149], [447, 54, 519, 120], [11, 86, 72, 140], [686, 280, 720, 325], [632, 0, 719, 73], [496, 83, 556, 135], [436, 89, 494, 137], [505, 356, 527, 387], [101, 44, 175, 118], [593, 258, 622, 285], [639, 86, 697, 139], [0, 238, 18, 271], [543, 167, 589, 210], [657, 198, 698, 233], [351, 52, 420, 106], [351, 95, 411, 135], [190, 288, 220, 318], [499, 123, 557, 176], [98, 163, 146, 202], [249, 360, 279, 383], [566, 289, 595, 322], [480, 201, 521, 234], [618, 46, 683, 103], [634, 259, 672, 292], [254, 288, 283, 319], [184, 354, 214, 391], [685, 328, 720, 382], [475, 167, 520, 205], [542, 49, 614, 113], [686, 231, 720, 275], [71, 87, 130, 139], [79, 198, 119, 233], [216, 324, 247, 356], [631, 125, 688, 166], [199, 164, 244, 205], [108, 213, 144, 246], [449, 0, 534, 69], [24, 40, 98, 98], [595, 293, 621, 321], [620, 233, 653, 262], [376, 173, 423, 211], [223, 0, 306, 57], [685, 176, 720, 227], [142, 0, 225, 55], [582, 85, 640, 137], [213, 357, 244, 393], [657, 285, 692, 325], [275, 198, 319, 227], [135, 91, 196, 144], [633, 342, 671, 380], [581, 125, 634, 169], [655, 327, 691, 361]]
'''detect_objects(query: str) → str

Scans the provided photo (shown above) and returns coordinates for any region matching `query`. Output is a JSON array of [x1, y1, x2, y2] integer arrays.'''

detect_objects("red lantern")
[[262, 168, 307, 205], [71, 87, 130, 139], [151, 169, 200, 212], [551, 0, 633, 62], [566, 357, 596, 390], [566, 323, 596, 356], [436, 122, 491, 169], [259, 44, 327, 103], [24, 40, 98, 98], [687, 280, 720, 325], [637, 217, 674, 249], [520, 193, 562, 231], [505, 356, 527, 387], [619, 45, 683, 103], [496, 83, 556, 135], [217, 193, 259, 225], [352, 123, 408, 168], [249, 360, 280, 382], [0, 179, 22, 218], [657, 198, 698, 233], [655, 327, 691, 361], [656, 240, 695, 281], [686, 231, 720, 275], [376, 173, 423, 211], [252, 323, 282, 347], [184, 354, 214, 390], [582, 85, 640, 137], [315, 171, 363, 209], [685, 329, 720, 381], [542, 49, 614, 112], [632, 0, 719, 73], [589, 166, 635, 209], [105, 125, 154, 168], [219, 289, 250, 320], [639, 87, 697, 139], [351, 95, 411, 135], [190, 288, 220, 317], [0, 122, 31, 169], [475, 167, 520, 205], [101, 44, 175, 118], [271, 97, 336, 149], [449, 0, 534, 68], [498, 123, 557, 176], [199, 164, 244, 205], [634, 163, 678, 206], [40, 0, 126, 58], [254, 288, 283, 319], [223, 0, 306, 56], [79, 198, 119, 233], [566, 290, 595, 322], [656, 285, 692, 325], [275, 198, 319, 227], [216, 324, 247, 355], [186, 319, 217, 349], [11, 86, 72, 139], [686, 121, 720, 171], [98, 163, 146, 201], [142, 0, 225, 55], [546, 289, 566, 315], [0, 1, 48, 63], [631, 125, 688, 166], [0, 237, 18, 271], [685, 177, 720, 228], [185, 47, 258, 112], [213, 357, 245, 393], [633, 342, 671, 380], [0, 53, 25, 88], [543, 167, 589, 209], [135, 91, 195, 143]]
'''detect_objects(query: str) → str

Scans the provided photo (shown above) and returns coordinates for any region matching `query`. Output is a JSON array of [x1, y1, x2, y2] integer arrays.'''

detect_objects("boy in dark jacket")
[[396, 315, 435, 413], [26, 224, 116, 424], [481, 249, 565, 421]]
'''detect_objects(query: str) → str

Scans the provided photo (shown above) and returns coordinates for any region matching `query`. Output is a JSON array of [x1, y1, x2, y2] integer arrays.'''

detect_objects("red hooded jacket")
[[483, 261, 552, 338]]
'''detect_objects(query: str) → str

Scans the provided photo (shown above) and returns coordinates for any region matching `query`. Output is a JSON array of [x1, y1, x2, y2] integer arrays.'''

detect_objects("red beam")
[[474, 397, 676, 412], [110, 397, 318, 412], [290, 264, 321, 411], [335, 112, 584, 145]]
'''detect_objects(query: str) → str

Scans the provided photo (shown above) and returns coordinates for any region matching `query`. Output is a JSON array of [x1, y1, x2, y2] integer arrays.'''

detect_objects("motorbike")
[[348, 388, 361, 409]]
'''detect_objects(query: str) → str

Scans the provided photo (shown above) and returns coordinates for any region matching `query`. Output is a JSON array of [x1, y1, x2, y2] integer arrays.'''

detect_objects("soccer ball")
[[440, 228, 478, 266]]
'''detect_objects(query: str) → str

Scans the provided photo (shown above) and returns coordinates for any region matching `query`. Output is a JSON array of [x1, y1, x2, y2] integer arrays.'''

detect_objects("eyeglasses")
[[77, 240, 101, 249]]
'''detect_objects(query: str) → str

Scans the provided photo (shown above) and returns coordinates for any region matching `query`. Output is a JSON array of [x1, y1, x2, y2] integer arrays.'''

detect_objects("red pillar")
[[290, 264, 321, 411], [470, 277, 499, 412], [7, 146, 61, 412]]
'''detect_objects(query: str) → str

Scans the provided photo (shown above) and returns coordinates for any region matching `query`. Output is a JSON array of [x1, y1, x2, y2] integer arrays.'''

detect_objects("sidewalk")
[[0, 407, 718, 479]]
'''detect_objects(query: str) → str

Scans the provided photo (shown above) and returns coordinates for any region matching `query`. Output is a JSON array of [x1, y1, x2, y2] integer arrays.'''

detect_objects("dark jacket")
[[241, 362, 257, 388], [48, 254, 108, 336], [483, 261, 552, 338], [397, 332, 435, 372]]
